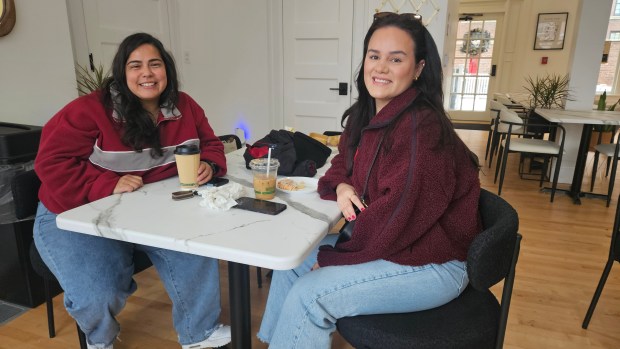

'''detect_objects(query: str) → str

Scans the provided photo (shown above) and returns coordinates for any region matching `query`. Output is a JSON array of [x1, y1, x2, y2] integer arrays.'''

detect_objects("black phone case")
[[206, 177, 229, 187], [234, 197, 287, 215]]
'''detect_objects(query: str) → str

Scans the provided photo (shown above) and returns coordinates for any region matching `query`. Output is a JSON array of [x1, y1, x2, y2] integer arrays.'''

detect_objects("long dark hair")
[[342, 15, 477, 172], [102, 32, 179, 156]]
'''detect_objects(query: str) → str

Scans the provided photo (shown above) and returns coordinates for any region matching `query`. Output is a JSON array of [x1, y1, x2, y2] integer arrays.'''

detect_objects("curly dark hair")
[[102, 32, 179, 157], [342, 14, 479, 172]]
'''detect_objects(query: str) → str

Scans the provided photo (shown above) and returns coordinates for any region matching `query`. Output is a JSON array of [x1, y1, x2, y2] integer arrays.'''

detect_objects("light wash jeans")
[[34, 202, 222, 349], [257, 234, 469, 349]]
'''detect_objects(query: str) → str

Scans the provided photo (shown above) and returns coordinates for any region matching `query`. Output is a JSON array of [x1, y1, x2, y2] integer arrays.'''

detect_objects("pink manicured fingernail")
[[351, 215, 356, 220], [360, 207, 365, 211]]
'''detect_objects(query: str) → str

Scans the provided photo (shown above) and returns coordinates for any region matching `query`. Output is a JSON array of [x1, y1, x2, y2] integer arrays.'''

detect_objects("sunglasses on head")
[[373, 11, 423, 22]]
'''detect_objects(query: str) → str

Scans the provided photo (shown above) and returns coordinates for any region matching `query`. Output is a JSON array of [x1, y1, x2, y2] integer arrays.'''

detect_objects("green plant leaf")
[[75, 63, 110, 95], [598, 91, 607, 111], [523, 73, 572, 110]]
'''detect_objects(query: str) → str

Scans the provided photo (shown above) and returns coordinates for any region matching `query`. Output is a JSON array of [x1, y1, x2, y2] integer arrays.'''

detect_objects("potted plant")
[[75, 63, 109, 95], [522, 73, 572, 138], [523, 73, 571, 110], [590, 90, 619, 150]]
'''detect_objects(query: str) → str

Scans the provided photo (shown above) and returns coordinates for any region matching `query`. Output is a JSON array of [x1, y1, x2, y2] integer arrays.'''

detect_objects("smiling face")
[[125, 43, 167, 112], [363, 26, 424, 113]]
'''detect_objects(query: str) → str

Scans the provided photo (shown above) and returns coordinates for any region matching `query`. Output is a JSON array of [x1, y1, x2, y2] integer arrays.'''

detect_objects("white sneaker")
[[182, 324, 231, 349]]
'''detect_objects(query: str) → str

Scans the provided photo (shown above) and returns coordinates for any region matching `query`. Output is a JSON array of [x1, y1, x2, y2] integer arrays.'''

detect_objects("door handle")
[[329, 82, 348, 96]]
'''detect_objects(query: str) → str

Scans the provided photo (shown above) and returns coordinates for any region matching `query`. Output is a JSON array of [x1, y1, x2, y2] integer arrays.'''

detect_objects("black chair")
[[485, 100, 503, 162], [494, 120, 565, 202], [487, 108, 525, 169], [12, 170, 152, 348], [582, 192, 620, 329], [589, 128, 619, 207], [337, 188, 521, 349]]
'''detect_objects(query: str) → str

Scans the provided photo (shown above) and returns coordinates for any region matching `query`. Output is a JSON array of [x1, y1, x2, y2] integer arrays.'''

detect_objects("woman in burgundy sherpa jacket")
[[259, 14, 483, 349]]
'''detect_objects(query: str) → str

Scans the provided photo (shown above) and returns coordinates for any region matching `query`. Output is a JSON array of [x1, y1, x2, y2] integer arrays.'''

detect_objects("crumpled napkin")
[[196, 182, 245, 211]]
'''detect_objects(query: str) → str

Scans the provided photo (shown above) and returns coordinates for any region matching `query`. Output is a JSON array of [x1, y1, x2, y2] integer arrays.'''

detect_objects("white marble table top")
[[56, 148, 341, 270], [535, 108, 620, 125]]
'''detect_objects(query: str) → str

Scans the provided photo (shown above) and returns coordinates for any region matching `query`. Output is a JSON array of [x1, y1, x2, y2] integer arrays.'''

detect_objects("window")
[[596, 2, 620, 94]]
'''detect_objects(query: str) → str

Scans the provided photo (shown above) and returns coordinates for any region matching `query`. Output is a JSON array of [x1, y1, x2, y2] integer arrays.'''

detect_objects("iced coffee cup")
[[249, 158, 280, 200], [174, 144, 200, 190]]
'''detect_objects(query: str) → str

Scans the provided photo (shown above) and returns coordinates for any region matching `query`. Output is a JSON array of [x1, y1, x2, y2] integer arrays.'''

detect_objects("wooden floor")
[[2, 129, 620, 348]]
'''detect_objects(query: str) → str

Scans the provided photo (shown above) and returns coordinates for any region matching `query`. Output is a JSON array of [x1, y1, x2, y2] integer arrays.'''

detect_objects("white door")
[[448, 14, 503, 122], [282, 0, 354, 134], [82, 0, 172, 73]]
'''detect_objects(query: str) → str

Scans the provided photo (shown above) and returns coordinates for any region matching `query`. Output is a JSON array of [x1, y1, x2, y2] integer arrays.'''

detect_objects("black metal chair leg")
[[591, 151, 600, 192], [485, 127, 493, 160], [257, 267, 263, 288], [77, 324, 87, 349], [582, 259, 614, 329], [540, 157, 549, 188], [489, 132, 501, 168], [43, 279, 56, 338], [497, 145, 509, 196], [494, 143, 504, 184], [606, 155, 619, 207]]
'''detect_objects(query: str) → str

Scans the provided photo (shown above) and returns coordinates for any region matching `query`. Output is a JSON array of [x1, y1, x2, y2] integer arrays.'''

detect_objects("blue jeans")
[[34, 202, 222, 348], [257, 234, 469, 349]]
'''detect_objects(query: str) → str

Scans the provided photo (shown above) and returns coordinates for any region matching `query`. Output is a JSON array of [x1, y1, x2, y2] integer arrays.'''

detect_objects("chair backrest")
[[495, 94, 514, 106], [472, 189, 521, 349], [489, 100, 505, 113], [218, 134, 242, 154], [11, 169, 41, 219], [468, 188, 519, 291], [499, 109, 523, 125]]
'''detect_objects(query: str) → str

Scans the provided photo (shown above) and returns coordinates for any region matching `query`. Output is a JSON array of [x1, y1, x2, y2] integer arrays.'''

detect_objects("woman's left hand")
[[197, 161, 214, 185], [311, 262, 320, 271]]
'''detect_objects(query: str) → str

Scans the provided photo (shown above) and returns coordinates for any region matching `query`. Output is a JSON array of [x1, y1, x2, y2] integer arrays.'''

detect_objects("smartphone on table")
[[206, 177, 229, 187], [233, 197, 287, 215]]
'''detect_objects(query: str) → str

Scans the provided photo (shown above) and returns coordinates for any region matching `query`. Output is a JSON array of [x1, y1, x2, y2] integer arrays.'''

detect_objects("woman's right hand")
[[336, 183, 365, 221], [113, 175, 144, 194]]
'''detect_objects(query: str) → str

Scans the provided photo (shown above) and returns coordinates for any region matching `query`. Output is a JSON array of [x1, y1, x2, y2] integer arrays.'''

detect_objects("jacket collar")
[[368, 87, 419, 129]]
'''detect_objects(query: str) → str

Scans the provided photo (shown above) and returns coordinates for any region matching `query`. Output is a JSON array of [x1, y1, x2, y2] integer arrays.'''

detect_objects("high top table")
[[56, 148, 341, 349], [534, 108, 620, 204]]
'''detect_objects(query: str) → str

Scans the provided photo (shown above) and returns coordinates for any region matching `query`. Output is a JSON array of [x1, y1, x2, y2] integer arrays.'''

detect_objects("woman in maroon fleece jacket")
[[33, 33, 231, 348], [258, 14, 482, 348]]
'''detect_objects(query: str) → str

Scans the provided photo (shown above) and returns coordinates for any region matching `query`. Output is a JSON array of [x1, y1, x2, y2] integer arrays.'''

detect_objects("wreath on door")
[[460, 28, 491, 56]]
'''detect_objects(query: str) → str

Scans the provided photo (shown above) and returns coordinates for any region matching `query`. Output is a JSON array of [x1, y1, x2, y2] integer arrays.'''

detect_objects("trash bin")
[[0, 122, 60, 308]]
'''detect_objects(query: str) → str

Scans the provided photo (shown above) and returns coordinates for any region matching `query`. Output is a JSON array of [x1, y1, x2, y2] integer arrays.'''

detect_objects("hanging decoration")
[[460, 28, 491, 56]]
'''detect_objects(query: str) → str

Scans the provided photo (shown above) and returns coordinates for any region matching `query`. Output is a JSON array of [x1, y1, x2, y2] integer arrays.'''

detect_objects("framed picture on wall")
[[534, 12, 568, 50]]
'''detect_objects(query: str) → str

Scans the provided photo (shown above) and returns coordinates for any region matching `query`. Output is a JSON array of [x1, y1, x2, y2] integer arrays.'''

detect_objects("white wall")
[[176, 0, 273, 142], [0, 0, 77, 126], [0, 0, 603, 131]]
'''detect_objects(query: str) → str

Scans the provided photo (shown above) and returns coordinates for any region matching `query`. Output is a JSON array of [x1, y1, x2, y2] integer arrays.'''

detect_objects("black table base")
[[228, 262, 251, 349]]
